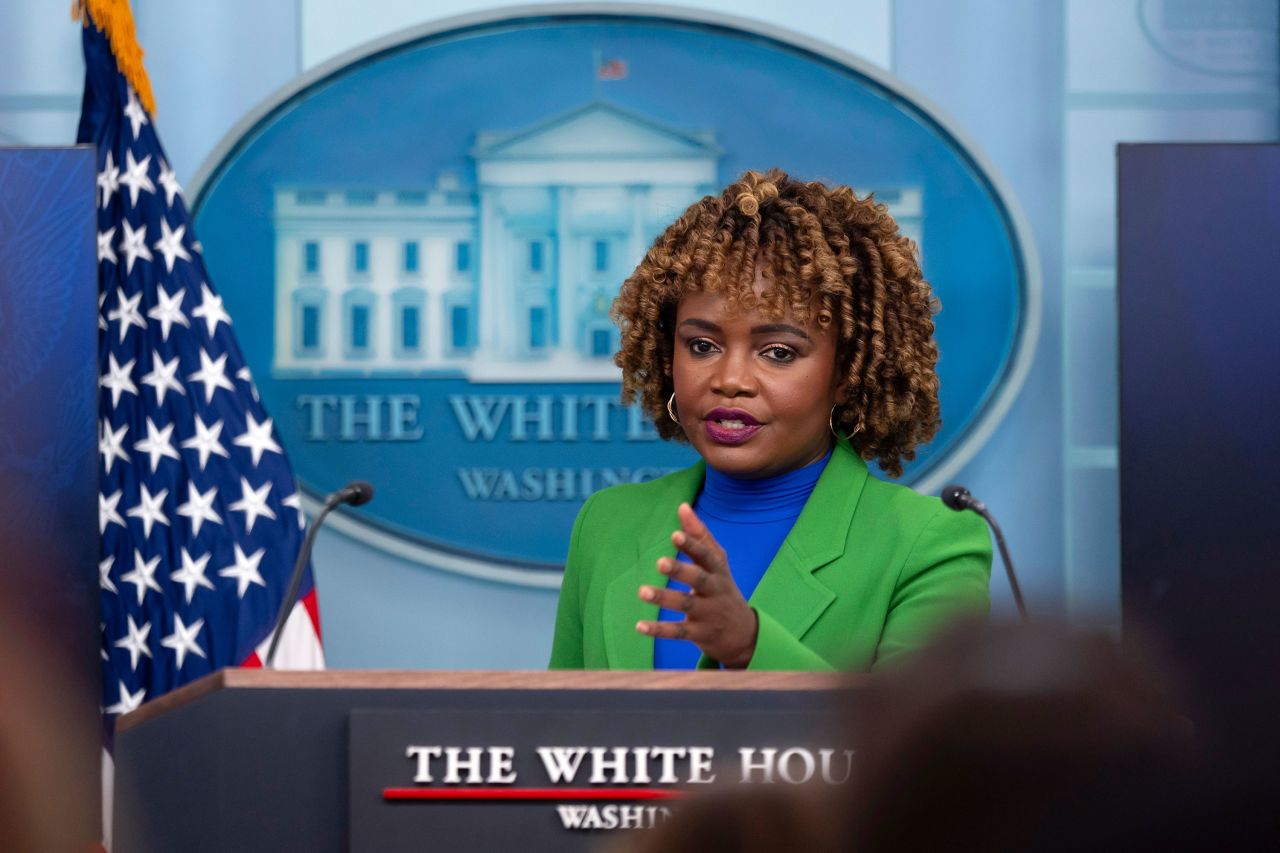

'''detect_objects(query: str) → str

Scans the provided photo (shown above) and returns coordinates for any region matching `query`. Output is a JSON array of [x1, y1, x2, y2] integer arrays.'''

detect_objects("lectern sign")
[[192, 7, 1036, 585], [350, 708, 847, 850]]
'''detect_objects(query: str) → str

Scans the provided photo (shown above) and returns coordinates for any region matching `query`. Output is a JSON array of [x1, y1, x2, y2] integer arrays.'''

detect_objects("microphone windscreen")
[[344, 481, 375, 506], [940, 484, 970, 511]]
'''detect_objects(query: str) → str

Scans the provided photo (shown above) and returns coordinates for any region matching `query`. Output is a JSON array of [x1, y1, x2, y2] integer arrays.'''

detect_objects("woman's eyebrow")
[[751, 323, 811, 340], [678, 318, 721, 332]]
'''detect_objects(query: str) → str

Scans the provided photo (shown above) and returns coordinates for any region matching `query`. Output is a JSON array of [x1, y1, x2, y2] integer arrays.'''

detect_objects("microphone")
[[941, 484, 1028, 623], [941, 484, 985, 515], [331, 480, 374, 507], [263, 481, 375, 668]]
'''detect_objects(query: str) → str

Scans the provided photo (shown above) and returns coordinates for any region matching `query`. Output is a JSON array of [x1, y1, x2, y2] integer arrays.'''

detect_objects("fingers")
[[672, 504, 728, 574], [656, 556, 711, 592], [635, 618, 696, 641], [677, 502, 709, 538], [633, 507, 756, 662], [639, 583, 696, 614]]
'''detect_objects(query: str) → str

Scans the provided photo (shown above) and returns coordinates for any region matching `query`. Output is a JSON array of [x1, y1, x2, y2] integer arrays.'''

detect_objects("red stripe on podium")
[[383, 787, 686, 801]]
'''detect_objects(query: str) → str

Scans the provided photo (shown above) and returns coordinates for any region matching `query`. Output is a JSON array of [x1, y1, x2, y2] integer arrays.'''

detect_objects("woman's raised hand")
[[635, 503, 759, 668]]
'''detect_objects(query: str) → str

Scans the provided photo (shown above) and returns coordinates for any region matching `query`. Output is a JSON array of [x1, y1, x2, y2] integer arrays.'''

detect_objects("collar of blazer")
[[602, 440, 872, 669]]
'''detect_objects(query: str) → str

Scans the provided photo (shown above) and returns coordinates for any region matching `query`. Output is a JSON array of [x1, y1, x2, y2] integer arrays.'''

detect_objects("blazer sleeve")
[[694, 607, 837, 671], [746, 608, 838, 671], [548, 493, 596, 669], [872, 504, 992, 669]]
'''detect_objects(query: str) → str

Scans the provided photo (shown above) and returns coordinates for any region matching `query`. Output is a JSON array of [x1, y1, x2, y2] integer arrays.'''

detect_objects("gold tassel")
[[72, 0, 157, 116]]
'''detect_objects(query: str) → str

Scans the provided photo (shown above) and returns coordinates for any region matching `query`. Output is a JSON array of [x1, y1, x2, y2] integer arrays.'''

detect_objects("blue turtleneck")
[[654, 447, 833, 669]]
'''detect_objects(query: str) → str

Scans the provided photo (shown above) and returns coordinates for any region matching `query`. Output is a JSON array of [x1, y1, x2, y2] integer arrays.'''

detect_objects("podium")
[[113, 669, 849, 853]]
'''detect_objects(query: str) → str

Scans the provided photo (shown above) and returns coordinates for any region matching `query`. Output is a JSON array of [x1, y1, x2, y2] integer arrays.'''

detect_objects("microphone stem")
[[980, 508, 1029, 623], [264, 498, 336, 669]]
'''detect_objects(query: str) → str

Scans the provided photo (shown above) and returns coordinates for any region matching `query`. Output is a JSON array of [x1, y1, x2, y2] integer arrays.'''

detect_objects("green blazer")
[[548, 441, 992, 671]]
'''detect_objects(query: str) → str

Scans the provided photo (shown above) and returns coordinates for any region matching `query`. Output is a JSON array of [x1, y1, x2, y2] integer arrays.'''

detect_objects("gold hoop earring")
[[667, 393, 679, 423], [830, 406, 863, 440]]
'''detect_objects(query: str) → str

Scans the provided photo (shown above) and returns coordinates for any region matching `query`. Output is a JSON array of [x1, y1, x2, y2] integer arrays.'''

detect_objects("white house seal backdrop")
[[192, 7, 1037, 586]]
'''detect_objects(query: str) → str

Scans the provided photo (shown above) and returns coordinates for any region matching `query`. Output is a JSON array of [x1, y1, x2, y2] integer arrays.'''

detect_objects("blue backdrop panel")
[[0, 145, 99, 707], [1118, 143, 1280, 759]]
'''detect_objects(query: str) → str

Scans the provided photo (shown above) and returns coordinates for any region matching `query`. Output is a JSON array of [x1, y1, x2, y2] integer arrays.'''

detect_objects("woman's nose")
[[711, 350, 758, 397]]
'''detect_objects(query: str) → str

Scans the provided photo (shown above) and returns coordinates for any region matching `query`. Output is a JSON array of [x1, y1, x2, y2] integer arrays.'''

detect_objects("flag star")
[[228, 477, 276, 534], [191, 282, 231, 338], [120, 548, 163, 605], [98, 290, 108, 331], [99, 420, 131, 473], [188, 349, 235, 403], [161, 614, 206, 669], [106, 287, 147, 342], [170, 547, 216, 604], [152, 218, 191, 273], [97, 150, 119, 208], [218, 543, 267, 598], [113, 614, 153, 672], [176, 481, 222, 537], [99, 556, 117, 594], [141, 353, 186, 406], [235, 366, 260, 402], [98, 227, 118, 264], [122, 86, 149, 140], [146, 285, 189, 341], [118, 149, 155, 207], [158, 160, 183, 206], [100, 353, 138, 408], [99, 489, 126, 534], [180, 415, 230, 470], [133, 417, 180, 473], [105, 681, 146, 717], [233, 414, 283, 467], [118, 219, 153, 275], [282, 492, 306, 530], [125, 484, 170, 539]]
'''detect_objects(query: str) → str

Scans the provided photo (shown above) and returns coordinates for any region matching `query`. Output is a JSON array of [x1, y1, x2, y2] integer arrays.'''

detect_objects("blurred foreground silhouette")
[[618, 622, 1277, 853], [0, 575, 101, 852]]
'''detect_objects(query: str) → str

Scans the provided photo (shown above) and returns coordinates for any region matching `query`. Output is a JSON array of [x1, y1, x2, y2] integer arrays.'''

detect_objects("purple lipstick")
[[703, 407, 763, 445]]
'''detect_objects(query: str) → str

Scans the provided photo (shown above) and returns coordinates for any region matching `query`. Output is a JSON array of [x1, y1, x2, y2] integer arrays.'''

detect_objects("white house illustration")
[[272, 100, 922, 381]]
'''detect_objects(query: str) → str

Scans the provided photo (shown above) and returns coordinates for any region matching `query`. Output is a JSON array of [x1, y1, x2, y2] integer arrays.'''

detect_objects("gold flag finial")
[[73, 0, 157, 116]]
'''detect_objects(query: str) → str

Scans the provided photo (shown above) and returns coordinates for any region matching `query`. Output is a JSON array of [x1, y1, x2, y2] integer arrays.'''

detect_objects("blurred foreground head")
[[0, 577, 101, 852], [845, 621, 1204, 853], [620, 622, 1221, 853]]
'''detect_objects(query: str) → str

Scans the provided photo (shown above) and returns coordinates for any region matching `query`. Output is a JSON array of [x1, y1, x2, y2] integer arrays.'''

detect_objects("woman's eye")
[[764, 346, 797, 363], [689, 339, 716, 355]]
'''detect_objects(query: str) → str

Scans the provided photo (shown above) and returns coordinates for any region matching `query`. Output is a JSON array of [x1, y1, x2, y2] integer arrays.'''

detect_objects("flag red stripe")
[[383, 787, 685, 801], [301, 588, 323, 642]]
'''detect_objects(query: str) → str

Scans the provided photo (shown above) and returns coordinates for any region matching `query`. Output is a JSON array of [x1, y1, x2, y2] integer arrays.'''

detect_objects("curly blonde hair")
[[612, 168, 941, 477]]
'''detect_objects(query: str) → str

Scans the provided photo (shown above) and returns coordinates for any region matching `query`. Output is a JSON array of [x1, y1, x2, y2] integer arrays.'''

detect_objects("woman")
[[549, 169, 991, 671]]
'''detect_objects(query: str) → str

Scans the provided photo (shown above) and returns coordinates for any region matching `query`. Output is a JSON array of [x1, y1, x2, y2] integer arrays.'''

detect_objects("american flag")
[[77, 7, 323, 738], [596, 57, 628, 80]]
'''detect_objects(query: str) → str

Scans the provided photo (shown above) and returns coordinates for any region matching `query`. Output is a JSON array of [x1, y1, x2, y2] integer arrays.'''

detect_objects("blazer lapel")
[[602, 463, 704, 669], [747, 443, 871, 642]]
